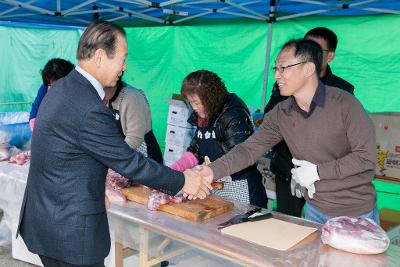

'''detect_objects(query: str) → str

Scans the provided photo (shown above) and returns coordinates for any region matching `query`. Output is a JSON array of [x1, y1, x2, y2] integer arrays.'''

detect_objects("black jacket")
[[187, 93, 254, 163], [264, 65, 355, 181]]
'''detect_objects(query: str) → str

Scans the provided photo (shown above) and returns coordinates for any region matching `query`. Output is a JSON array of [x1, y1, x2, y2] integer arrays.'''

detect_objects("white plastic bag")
[[0, 214, 11, 247], [321, 216, 390, 254]]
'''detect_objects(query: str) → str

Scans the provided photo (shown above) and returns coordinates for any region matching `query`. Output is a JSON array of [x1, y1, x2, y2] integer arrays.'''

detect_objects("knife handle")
[[211, 182, 224, 190]]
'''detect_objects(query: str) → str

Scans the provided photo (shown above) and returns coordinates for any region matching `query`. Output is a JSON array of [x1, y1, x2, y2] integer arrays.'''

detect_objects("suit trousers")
[[39, 255, 105, 267]]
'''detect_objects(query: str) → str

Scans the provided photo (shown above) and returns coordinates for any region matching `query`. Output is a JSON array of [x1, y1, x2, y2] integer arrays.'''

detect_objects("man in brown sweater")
[[202, 38, 378, 225]]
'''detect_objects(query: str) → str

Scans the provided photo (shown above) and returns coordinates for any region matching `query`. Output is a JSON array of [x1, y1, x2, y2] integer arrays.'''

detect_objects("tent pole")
[[261, 0, 275, 110]]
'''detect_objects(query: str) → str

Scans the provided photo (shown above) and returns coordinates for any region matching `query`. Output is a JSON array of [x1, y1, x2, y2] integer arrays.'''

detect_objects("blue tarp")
[[0, 112, 31, 148], [0, 0, 399, 28]]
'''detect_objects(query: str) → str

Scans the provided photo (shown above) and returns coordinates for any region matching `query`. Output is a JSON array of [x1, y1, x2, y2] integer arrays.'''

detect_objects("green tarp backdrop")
[[0, 14, 399, 151]]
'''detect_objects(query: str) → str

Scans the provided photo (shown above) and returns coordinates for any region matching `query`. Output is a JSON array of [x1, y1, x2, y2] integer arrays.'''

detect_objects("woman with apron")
[[170, 70, 268, 208]]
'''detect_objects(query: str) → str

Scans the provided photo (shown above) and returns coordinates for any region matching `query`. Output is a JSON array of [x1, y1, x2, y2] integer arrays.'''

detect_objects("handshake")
[[181, 165, 215, 200]]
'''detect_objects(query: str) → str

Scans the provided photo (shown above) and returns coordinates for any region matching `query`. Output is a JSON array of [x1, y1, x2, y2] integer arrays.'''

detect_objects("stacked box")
[[164, 99, 195, 166], [369, 112, 400, 180]]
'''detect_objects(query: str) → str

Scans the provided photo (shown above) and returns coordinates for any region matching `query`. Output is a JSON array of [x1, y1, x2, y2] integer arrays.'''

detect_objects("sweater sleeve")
[[209, 107, 283, 179], [318, 95, 376, 180], [118, 89, 147, 149]]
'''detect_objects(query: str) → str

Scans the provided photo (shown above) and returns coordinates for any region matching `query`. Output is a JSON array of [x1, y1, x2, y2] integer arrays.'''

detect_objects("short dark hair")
[[41, 58, 74, 86], [181, 70, 228, 118], [77, 20, 126, 61], [281, 39, 322, 76], [304, 27, 338, 52]]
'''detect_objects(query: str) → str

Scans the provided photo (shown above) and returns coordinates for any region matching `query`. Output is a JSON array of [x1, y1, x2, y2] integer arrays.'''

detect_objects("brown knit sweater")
[[210, 84, 377, 217]]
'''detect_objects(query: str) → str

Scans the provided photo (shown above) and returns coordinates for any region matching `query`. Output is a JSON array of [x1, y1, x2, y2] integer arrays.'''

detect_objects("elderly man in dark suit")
[[17, 21, 211, 267]]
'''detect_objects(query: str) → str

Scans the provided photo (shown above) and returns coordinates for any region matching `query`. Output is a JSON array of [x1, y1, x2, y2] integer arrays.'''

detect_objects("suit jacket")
[[17, 70, 185, 265]]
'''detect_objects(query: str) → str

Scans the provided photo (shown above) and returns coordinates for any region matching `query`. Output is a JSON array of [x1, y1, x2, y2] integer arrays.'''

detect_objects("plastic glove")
[[307, 184, 316, 199], [291, 158, 320, 187], [169, 152, 198, 172], [290, 178, 305, 198]]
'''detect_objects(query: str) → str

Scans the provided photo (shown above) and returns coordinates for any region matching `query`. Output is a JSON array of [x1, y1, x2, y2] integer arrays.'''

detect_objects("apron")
[[195, 125, 268, 208]]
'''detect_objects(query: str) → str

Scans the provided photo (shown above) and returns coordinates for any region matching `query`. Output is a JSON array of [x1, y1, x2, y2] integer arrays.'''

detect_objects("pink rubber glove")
[[169, 152, 198, 172], [29, 118, 36, 131]]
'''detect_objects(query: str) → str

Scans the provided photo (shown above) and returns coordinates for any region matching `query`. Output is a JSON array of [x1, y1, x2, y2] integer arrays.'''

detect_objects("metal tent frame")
[[1, 0, 399, 27]]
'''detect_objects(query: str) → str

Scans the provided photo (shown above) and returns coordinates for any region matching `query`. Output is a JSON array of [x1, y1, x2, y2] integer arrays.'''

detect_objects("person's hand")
[[291, 158, 320, 187], [290, 178, 304, 198], [194, 165, 214, 184], [182, 169, 212, 200]]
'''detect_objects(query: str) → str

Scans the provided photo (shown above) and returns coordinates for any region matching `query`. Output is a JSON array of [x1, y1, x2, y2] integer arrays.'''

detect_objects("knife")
[[217, 208, 272, 229]]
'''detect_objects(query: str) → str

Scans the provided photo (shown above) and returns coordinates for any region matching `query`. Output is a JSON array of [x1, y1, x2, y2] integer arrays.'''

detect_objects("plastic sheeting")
[[0, 162, 30, 247], [0, 112, 31, 149]]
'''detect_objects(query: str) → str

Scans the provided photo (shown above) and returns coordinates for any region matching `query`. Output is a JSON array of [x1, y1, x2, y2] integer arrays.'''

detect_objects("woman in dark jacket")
[[170, 70, 268, 208]]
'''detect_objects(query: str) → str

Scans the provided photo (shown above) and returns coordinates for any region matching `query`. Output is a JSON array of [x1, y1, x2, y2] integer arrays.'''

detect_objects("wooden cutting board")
[[121, 186, 234, 222]]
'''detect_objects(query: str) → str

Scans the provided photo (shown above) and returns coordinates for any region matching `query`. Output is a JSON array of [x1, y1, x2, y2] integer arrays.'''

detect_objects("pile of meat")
[[105, 169, 186, 210], [105, 169, 132, 202], [321, 216, 390, 254], [8, 151, 31, 165], [106, 169, 133, 190], [0, 146, 31, 165], [0, 149, 31, 165], [147, 190, 185, 211]]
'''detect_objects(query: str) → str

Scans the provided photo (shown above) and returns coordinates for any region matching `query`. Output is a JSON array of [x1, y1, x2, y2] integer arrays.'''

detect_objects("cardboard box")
[[164, 143, 187, 163], [165, 124, 195, 148], [369, 112, 400, 180], [387, 225, 400, 247], [166, 99, 192, 128]]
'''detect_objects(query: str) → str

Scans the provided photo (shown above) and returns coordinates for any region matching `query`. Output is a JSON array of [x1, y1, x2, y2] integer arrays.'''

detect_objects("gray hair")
[[77, 20, 126, 61]]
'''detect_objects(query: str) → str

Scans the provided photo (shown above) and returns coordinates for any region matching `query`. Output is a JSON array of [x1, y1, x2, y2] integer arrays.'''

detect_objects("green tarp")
[[1, 14, 399, 150]]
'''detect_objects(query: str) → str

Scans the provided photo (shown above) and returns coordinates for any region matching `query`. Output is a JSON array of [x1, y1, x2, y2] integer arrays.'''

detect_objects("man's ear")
[[327, 51, 335, 63], [93, 49, 105, 67], [304, 62, 316, 77]]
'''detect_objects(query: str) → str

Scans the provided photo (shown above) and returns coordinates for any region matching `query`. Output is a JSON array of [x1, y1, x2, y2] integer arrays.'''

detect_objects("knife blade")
[[248, 213, 273, 222]]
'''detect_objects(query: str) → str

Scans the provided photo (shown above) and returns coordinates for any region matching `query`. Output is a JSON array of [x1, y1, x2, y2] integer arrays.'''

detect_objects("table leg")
[[115, 242, 124, 267]]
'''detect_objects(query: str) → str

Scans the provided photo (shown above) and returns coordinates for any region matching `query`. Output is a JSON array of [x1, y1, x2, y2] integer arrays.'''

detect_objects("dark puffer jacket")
[[187, 93, 254, 163]]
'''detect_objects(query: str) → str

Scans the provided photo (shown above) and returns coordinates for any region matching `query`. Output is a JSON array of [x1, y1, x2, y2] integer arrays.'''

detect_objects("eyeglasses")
[[272, 61, 307, 74]]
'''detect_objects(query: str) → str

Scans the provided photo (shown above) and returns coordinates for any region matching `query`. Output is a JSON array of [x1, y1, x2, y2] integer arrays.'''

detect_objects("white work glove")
[[291, 158, 320, 187], [306, 184, 316, 199], [290, 178, 304, 198]]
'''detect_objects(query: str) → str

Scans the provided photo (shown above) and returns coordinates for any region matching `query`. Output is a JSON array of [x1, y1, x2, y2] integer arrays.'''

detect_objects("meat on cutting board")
[[147, 190, 185, 210]]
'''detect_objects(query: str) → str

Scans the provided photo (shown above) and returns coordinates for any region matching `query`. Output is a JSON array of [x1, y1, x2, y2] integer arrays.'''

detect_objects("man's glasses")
[[272, 61, 307, 74]]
